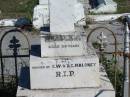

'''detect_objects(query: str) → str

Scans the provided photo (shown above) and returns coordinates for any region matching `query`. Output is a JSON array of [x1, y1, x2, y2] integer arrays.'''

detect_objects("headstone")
[[30, 55, 99, 89], [39, 0, 48, 4], [33, 5, 49, 29], [33, 0, 86, 30], [17, 0, 115, 96], [50, 0, 76, 33], [74, 3, 86, 25], [40, 33, 86, 57], [30, 0, 100, 89]]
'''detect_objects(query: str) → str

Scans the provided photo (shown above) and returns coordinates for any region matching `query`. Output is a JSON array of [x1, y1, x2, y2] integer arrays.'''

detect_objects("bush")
[[102, 56, 123, 97]]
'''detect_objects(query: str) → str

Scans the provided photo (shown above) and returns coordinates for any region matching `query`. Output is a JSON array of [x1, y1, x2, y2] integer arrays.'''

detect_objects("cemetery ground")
[[0, 0, 130, 20], [0, 0, 38, 19], [0, 0, 129, 97], [114, 0, 130, 13]]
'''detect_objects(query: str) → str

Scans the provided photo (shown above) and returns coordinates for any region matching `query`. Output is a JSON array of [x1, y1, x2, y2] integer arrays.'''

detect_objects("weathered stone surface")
[[50, 0, 76, 33], [17, 67, 115, 97], [39, 0, 48, 4], [33, 5, 49, 29], [30, 55, 100, 89], [40, 33, 86, 57]]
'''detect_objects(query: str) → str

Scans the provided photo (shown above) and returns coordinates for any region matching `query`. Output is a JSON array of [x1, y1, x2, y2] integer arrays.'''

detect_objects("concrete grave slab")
[[17, 66, 115, 97], [30, 55, 100, 89]]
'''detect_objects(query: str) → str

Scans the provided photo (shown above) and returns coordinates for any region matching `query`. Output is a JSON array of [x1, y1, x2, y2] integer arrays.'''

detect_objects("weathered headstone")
[[30, 50, 99, 89], [31, 0, 100, 90], [50, 0, 76, 33], [33, 5, 49, 29], [40, 33, 86, 57], [39, 0, 48, 4], [17, 0, 115, 97]]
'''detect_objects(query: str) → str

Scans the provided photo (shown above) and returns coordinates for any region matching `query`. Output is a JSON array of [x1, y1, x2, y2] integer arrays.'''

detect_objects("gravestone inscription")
[[41, 34, 86, 57], [30, 55, 99, 89]]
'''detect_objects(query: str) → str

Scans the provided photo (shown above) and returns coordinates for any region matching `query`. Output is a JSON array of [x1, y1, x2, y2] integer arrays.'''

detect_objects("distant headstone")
[[33, 5, 49, 29], [39, 0, 48, 4]]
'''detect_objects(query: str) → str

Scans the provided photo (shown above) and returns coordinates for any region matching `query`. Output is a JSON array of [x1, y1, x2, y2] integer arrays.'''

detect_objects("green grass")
[[0, 0, 130, 19], [114, 0, 130, 13], [0, 0, 38, 19]]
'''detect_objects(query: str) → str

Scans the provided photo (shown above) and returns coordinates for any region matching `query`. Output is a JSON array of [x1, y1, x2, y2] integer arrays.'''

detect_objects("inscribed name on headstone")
[[30, 56, 100, 89], [50, 0, 76, 33], [41, 34, 86, 57]]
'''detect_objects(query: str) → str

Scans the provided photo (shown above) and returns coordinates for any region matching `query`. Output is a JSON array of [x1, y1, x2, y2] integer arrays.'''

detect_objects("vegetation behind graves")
[[114, 0, 130, 13], [0, 0, 38, 19], [0, 0, 130, 19], [0, 76, 17, 97], [102, 55, 123, 97]]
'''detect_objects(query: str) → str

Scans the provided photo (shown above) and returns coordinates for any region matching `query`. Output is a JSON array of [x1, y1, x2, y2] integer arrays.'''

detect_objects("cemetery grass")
[[114, 0, 130, 13], [102, 56, 123, 97], [0, 81, 17, 97], [0, 0, 38, 19]]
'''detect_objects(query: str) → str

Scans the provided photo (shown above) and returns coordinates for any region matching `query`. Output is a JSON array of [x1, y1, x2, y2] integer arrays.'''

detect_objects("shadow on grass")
[[0, 88, 16, 97]]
